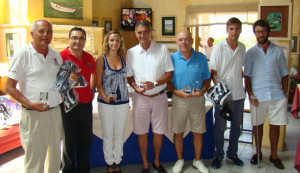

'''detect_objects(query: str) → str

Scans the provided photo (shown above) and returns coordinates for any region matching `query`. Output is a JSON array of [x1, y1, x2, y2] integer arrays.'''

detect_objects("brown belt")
[[138, 89, 165, 98]]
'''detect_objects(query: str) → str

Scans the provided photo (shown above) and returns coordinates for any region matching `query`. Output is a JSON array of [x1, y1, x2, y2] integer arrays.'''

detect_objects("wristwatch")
[[153, 81, 158, 87]]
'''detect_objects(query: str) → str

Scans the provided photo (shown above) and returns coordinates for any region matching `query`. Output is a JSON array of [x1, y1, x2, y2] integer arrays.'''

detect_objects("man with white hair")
[[5, 19, 68, 173]]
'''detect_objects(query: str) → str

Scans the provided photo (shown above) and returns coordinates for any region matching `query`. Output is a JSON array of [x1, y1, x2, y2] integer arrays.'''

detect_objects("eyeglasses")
[[70, 37, 86, 41], [255, 30, 268, 34]]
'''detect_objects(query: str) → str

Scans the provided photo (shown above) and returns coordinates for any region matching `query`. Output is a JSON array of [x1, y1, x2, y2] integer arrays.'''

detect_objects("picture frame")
[[5, 33, 21, 59], [103, 18, 112, 34], [44, 0, 83, 19], [92, 19, 99, 27], [156, 41, 178, 53], [291, 35, 299, 54], [258, 3, 292, 40], [162, 17, 176, 36]]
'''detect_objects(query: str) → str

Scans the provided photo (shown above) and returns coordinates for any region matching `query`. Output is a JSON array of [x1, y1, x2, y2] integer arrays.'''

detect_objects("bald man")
[[6, 19, 63, 173], [167, 30, 210, 173]]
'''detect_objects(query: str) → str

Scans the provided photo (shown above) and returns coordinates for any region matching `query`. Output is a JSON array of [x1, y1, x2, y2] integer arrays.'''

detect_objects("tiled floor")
[[0, 112, 299, 173]]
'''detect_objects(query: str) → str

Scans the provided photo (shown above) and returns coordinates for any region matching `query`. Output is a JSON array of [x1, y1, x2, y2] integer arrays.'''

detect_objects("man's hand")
[[134, 84, 146, 94], [249, 95, 259, 107], [28, 102, 50, 112], [69, 72, 79, 85], [141, 81, 155, 90], [174, 89, 193, 98], [192, 89, 205, 98]]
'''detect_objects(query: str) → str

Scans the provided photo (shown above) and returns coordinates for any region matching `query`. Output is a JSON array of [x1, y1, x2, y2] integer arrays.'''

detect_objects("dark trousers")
[[62, 101, 93, 173], [213, 99, 245, 158]]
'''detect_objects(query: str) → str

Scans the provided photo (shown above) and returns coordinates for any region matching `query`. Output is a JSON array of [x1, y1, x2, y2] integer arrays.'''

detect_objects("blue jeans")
[[213, 99, 245, 158]]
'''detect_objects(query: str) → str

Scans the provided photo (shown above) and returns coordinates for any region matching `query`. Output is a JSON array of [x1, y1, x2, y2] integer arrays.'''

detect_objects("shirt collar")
[[255, 41, 273, 49], [28, 42, 51, 55], [137, 41, 154, 53], [175, 48, 195, 60]]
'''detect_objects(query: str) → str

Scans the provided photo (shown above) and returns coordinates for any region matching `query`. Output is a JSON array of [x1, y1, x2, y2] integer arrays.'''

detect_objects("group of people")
[[4, 16, 288, 173]]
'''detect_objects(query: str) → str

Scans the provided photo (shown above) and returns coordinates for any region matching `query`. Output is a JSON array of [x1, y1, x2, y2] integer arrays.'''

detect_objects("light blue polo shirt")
[[171, 49, 211, 90], [244, 43, 289, 102]]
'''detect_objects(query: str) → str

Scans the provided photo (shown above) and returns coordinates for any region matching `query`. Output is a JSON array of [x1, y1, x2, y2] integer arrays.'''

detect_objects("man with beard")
[[244, 19, 289, 170]]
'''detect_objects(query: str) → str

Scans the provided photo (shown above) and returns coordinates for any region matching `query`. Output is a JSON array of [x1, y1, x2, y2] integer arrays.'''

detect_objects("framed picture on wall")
[[291, 35, 299, 54], [6, 33, 21, 59], [92, 20, 99, 27], [258, 3, 292, 40], [162, 17, 176, 36], [44, 0, 83, 19], [103, 18, 112, 34]]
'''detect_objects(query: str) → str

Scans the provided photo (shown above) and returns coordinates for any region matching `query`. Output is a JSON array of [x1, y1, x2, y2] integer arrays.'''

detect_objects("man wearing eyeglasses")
[[244, 19, 289, 170], [60, 27, 96, 173]]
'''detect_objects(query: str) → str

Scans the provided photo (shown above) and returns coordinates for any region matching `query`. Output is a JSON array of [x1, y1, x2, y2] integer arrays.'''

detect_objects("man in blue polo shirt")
[[167, 30, 210, 173]]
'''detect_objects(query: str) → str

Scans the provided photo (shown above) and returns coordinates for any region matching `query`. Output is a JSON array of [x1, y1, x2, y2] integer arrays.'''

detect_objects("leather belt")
[[138, 89, 165, 98]]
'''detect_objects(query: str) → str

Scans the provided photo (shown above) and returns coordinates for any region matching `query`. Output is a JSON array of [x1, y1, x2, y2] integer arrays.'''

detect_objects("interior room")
[[0, 0, 300, 173]]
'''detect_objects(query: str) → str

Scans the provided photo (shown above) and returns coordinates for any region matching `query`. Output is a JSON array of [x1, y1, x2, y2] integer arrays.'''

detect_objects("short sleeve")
[[162, 46, 174, 72], [7, 51, 25, 81], [244, 51, 253, 77], [126, 50, 134, 77]]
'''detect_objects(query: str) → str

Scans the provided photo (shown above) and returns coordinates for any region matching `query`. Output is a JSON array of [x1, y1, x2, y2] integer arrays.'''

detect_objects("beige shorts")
[[250, 98, 288, 126], [171, 95, 206, 134]]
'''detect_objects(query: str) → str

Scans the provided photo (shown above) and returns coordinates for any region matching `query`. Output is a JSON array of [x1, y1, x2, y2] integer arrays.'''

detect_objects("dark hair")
[[135, 20, 152, 30], [252, 19, 270, 33], [69, 27, 86, 38], [226, 17, 242, 29], [102, 30, 125, 56], [208, 37, 214, 43]]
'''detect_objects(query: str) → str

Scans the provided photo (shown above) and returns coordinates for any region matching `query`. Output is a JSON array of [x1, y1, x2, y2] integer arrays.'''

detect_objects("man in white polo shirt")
[[210, 17, 246, 169], [126, 20, 173, 173], [5, 19, 73, 173]]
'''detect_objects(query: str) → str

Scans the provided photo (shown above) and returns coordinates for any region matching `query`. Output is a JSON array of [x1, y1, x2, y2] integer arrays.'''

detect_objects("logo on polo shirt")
[[54, 58, 58, 65], [87, 63, 91, 67]]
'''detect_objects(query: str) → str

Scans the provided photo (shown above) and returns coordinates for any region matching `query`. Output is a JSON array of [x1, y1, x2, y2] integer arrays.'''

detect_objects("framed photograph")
[[258, 3, 292, 40], [92, 19, 99, 27], [103, 18, 112, 34], [44, 0, 83, 19], [162, 17, 175, 36], [291, 35, 299, 54], [6, 33, 21, 59], [156, 41, 178, 53]]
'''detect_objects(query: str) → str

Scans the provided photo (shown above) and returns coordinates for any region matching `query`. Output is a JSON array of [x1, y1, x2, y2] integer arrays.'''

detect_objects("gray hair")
[[135, 20, 152, 30], [32, 19, 53, 32]]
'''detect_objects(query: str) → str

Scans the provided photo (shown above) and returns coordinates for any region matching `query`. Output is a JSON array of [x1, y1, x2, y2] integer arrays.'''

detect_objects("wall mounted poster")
[[44, 0, 83, 19]]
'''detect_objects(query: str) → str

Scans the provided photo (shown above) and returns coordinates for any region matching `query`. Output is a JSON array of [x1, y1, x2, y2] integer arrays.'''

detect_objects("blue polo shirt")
[[171, 49, 210, 90], [244, 43, 289, 102]]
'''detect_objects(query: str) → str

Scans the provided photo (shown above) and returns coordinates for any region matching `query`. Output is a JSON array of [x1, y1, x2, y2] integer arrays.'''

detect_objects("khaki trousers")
[[20, 105, 62, 173]]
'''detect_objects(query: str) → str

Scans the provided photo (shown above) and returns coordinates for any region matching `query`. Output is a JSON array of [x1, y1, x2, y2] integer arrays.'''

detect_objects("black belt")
[[138, 89, 165, 98]]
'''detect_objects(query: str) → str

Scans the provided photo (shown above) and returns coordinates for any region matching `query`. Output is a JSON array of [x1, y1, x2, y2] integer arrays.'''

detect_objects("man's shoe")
[[114, 163, 122, 173], [107, 164, 114, 173], [227, 155, 244, 166], [211, 158, 222, 169], [141, 166, 150, 173], [193, 159, 209, 173], [153, 163, 167, 173], [250, 153, 262, 165], [269, 156, 285, 169], [172, 160, 184, 173]]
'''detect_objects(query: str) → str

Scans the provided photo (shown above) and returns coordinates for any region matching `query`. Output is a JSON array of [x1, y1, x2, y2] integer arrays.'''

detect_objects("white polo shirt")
[[8, 43, 63, 107], [210, 39, 246, 100], [126, 41, 174, 95]]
